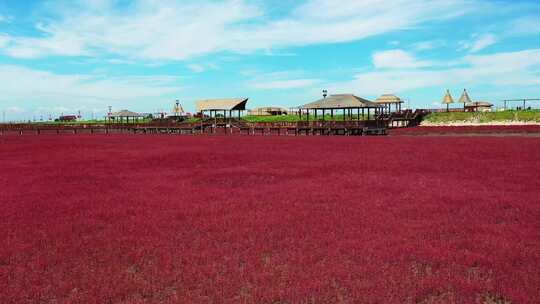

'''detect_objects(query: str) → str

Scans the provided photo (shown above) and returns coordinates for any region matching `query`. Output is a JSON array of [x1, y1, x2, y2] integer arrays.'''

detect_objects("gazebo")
[[299, 94, 383, 121], [374, 94, 404, 113], [458, 89, 472, 111], [196, 98, 248, 120], [108, 110, 143, 123], [442, 90, 455, 112]]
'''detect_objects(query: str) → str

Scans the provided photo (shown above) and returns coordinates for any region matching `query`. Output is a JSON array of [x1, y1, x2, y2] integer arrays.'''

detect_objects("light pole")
[[322, 89, 328, 99]]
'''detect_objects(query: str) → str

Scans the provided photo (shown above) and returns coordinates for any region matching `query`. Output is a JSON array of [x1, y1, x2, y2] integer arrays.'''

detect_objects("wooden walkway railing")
[[0, 120, 387, 136]]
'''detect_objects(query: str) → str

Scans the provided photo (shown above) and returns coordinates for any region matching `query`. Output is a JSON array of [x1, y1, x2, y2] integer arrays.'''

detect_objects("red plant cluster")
[[1, 134, 539, 303], [390, 125, 540, 136]]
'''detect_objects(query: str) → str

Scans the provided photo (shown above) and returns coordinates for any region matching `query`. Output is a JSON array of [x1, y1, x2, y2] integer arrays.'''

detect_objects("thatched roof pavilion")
[[196, 98, 248, 119], [299, 94, 383, 121], [374, 94, 404, 113], [108, 109, 143, 123]]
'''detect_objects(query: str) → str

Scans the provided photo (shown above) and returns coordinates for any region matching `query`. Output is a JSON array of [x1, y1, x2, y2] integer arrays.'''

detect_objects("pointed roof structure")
[[442, 90, 455, 104], [172, 102, 185, 115], [458, 89, 472, 104], [300, 94, 382, 109]]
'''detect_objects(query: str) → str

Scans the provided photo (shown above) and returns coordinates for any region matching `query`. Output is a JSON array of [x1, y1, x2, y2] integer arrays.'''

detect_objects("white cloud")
[[187, 64, 206, 73], [373, 49, 431, 69], [0, 0, 479, 60], [246, 70, 321, 90], [252, 78, 321, 90], [0, 35, 9, 48], [187, 63, 218, 73], [6, 106, 25, 113], [0, 65, 183, 109], [412, 40, 447, 51], [459, 34, 497, 53], [507, 16, 540, 36], [106, 58, 136, 65], [328, 49, 540, 95]]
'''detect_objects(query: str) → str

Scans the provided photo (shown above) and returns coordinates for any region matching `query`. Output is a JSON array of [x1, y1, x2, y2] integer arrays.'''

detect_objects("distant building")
[[248, 107, 289, 116], [56, 115, 78, 122], [465, 101, 493, 112]]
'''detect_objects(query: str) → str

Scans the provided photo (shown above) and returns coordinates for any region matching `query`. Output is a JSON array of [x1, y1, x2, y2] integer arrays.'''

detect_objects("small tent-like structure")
[[167, 101, 188, 120], [374, 94, 404, 113], [196, 98, 248, 119], [442, 90, 455, 112], [458, 89, 472, 110], [299, 94, 383, 121]]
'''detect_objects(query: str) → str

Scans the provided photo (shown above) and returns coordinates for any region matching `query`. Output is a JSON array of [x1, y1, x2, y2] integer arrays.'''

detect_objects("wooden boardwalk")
[[0, 120, 387, 136]]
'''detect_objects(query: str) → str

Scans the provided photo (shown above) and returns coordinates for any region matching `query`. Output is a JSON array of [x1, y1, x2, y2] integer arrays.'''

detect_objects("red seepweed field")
[[1, 134, 539, 303]]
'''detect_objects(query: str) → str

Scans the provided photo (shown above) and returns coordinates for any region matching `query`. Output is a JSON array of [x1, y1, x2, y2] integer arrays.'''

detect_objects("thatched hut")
[[196, 98, 248, 119], [108, 109, 143, 123], [458, 89, 472, 110]]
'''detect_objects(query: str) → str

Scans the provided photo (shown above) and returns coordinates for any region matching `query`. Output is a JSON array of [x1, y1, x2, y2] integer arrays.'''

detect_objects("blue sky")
[[1, 0, 540, 120]]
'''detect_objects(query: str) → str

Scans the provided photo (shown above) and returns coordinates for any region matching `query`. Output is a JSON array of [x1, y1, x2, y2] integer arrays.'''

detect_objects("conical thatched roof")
[[458, 89, 472, 104], [442, 90, 454, 104], [300, 94, 382, 109], [374, 94, 404, 104], [172, 103, 185, 115]]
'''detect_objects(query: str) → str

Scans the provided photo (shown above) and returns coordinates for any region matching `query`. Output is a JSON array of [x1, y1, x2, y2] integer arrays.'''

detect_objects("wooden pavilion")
[[196, 98, 248, 120], [298, 94, 383, 121], [108, 110, 143, 123], [374, 94, 404, 113], [442, 90, 455, 112]]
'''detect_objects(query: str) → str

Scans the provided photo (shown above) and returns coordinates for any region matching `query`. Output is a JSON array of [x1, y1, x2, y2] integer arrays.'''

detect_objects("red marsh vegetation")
[[1, 134, 539, 303]]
